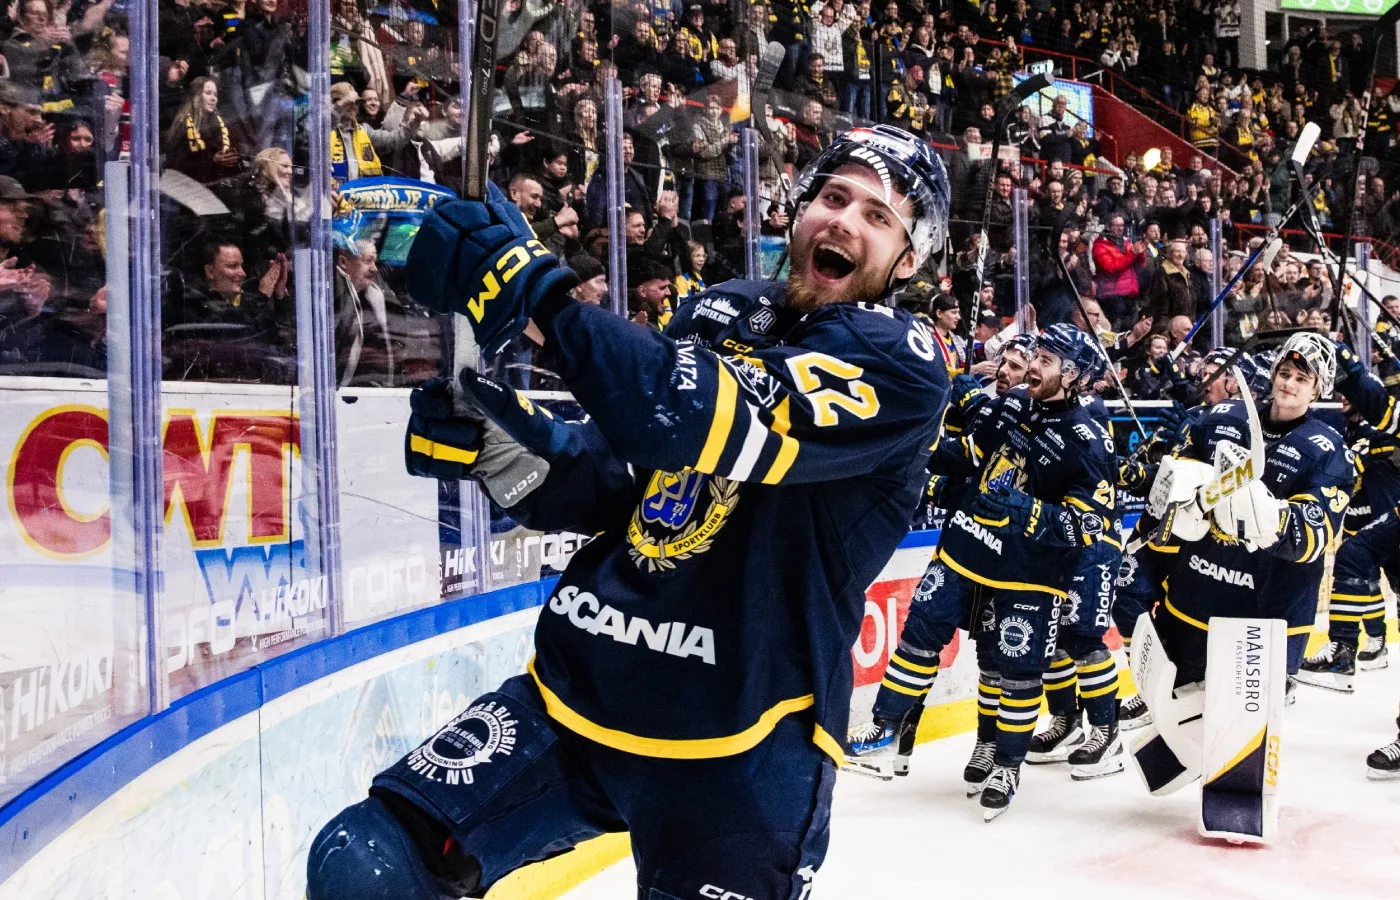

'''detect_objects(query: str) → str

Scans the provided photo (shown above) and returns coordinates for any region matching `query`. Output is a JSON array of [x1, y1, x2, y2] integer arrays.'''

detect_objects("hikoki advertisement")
[[0, 380, 449, 796]]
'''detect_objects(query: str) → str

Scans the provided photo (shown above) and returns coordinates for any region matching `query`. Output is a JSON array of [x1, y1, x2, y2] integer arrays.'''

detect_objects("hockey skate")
[[1117, 694, 1152, 731], [963, 740, 995, 797], [1359, 635, 1389, 671], [1295, 641, 1356, 694], [1367, 737, 1400, 780], [1068, 724, 1124, 781], [980, 765, 1020, 822], [1025, 714, 1086, 764], [844, 711, 918, 780]]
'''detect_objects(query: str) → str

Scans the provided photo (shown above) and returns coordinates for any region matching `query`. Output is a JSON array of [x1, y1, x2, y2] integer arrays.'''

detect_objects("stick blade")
[[1292, 121, 1321, 166]]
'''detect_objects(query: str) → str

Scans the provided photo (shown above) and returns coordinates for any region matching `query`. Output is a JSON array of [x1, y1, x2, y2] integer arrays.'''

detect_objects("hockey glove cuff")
[[406, 182, 580, 358], [950, 374, 988, 415], [972, 488, 1098, 548]]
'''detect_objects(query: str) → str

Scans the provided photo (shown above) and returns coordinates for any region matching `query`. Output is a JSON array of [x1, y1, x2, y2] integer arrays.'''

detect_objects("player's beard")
[[786, 237, 894, 314], [1027, 370, 1067, 402]]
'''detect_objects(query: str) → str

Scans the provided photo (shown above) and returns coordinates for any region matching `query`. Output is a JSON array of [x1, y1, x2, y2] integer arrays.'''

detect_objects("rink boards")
[[0, 528, 972, 900]]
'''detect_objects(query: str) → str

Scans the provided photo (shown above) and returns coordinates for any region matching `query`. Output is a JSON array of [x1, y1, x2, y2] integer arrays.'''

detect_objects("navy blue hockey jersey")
[[505, 281, 949, 762], [936, 385, 1117, 596], [1157, 400, 1353, 630]]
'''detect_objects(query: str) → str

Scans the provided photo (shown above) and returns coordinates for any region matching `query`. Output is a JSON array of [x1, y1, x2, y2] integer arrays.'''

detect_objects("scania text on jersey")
[[1188, 554, 1257, 588], [547, 585, 717, 664], [951, 509, 1004, 554]]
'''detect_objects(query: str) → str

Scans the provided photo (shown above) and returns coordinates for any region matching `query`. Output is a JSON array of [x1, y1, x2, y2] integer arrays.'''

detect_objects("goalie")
[[1128, 333, 1353, 842]]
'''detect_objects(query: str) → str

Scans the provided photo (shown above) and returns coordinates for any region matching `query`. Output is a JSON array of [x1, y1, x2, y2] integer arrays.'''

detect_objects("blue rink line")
[[0, 578, 558, 883], [3, 519, 1142, 881]]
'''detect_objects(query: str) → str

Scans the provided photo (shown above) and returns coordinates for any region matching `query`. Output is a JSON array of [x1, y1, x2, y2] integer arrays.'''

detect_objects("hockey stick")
[[750, 42, 786, 141], [1052, 246, 1150, 440], [463, 0, 502, 200], [1330, 4, 1400, 331], [1169, 236, 1283, 360], [970, 73, 1054, 339]]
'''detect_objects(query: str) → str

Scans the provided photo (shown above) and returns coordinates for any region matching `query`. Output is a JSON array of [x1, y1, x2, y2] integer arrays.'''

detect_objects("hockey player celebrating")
[[1148, 333, 1352, 690], [849, 323, 1116, 820], [1296, 351, 1398, 692], [304, 125, 952, 900]]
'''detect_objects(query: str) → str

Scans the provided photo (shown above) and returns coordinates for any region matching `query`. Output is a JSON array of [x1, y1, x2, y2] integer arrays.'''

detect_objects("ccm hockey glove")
[[972, 487, 1100, 548], [405, 181, 580, 357], [404, 375, 554, 507], [1333, 339, 1367, 390]]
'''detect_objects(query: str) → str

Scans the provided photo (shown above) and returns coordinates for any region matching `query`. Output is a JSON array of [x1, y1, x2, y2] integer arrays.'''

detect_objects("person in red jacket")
[[1092, 213, 1148, 332]]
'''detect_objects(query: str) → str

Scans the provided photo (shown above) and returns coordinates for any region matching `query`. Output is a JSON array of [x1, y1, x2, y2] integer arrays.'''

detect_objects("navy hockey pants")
[[315, 675, 833, 900], [1327, 511, 1397, 647]]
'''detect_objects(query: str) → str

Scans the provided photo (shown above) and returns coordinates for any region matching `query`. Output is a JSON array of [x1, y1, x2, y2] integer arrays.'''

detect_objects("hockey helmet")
[[1270, 331, 1336, 399], [1200, 348, 1260, 396], [1037, 322, 1106, 390], [789, 124, 951, 272], [1000, 332, 1038, 361]]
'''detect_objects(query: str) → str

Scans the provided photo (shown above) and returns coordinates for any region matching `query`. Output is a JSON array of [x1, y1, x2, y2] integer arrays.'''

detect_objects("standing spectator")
[[843, 15, 875, 121], [1144, 239, 1195, 336], [165, 76, 243, 183], [794, 54, 840, 111], [809, 6, 846, 103], [333, 240, 396, 387], [691, 95, 735, 225], [1093, 212, 1147, 331], [5, 0, 85, 100], [1189, 246, 1214, 320], [251, 147, 309, 252], [929, 292, 968, 376]]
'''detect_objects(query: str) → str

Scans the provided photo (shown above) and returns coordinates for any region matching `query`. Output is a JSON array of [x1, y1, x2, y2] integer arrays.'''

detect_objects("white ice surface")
[[564, 656, 1400, 900]]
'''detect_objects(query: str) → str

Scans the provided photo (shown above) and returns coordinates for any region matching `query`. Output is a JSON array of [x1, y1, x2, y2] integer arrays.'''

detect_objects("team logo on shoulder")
[[1303, 504, 1326, 527], [406, 700, 518, 786], [914, 566, 945, 602], [748, 307, 776, 335], [628, 470, 740, 572], [999, 616, 1034, 658]]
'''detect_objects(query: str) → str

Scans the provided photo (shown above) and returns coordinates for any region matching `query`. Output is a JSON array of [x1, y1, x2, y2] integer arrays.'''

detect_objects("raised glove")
[[1334, 339, 1367, 390], [405, 181, 580, 357], [1156, 402, 1190, 445], [1211, 478, 1285, 550]]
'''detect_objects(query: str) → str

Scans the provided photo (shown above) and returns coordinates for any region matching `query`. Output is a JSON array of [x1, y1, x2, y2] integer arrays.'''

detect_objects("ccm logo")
[[701, 887, 754, 900]]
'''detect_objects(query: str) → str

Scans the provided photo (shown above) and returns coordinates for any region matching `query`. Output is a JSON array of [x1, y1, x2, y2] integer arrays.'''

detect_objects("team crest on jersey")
[[999, 616, 1033, 658], [628, 469, 740, 572], [980, 449, 1029, 494]]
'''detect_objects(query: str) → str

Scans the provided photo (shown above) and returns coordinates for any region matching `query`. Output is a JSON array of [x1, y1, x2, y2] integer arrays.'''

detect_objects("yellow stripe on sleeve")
[[695, 363, 738, 473], [761, 396, 800, 485]]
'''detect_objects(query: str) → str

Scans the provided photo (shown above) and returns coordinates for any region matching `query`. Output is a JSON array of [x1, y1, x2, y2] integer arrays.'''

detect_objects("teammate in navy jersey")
[[1297, 345, 1400, 692], [849, 323, 1116, 820], [1148, 334, 1352, 692], [304, 125, 952, 900]]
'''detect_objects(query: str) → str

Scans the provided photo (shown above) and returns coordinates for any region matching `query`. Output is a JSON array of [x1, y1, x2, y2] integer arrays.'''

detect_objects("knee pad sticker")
[[373, 690, 561, 831]]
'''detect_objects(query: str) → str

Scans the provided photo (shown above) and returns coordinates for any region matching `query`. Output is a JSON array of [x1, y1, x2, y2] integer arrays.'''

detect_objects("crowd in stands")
[[2, 0, 1400, 398]]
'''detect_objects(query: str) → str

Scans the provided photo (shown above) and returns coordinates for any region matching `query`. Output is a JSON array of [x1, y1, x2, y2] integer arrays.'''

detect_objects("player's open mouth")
[[812, 244, 856, 280]]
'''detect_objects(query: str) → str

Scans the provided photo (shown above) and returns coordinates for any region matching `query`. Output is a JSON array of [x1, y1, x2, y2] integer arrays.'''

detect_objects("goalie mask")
[[1269, 332, 1335, 400], [789, 124, 951, 275]]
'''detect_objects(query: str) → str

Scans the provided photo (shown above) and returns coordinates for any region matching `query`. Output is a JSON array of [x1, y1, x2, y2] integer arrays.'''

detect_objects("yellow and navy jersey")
[[515, 280, 949, 763], [1330, 367, 1400, 531], [1158, 401, 1352, 633], [937, 385, 1117, 597]]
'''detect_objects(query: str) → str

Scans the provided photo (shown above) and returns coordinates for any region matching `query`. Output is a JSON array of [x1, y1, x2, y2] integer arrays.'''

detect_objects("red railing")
[[969, 37, 1255, 175], [1234, 221, 1400, 272]]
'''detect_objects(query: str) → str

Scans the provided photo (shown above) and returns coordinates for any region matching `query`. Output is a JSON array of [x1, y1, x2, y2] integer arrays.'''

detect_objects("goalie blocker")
[[1128, 613, 1286, 844]]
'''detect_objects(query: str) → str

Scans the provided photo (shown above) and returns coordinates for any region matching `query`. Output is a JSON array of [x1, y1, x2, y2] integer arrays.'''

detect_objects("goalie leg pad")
[[1199, 617, 1286, 845], [1127, 612, 1204, 795]]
